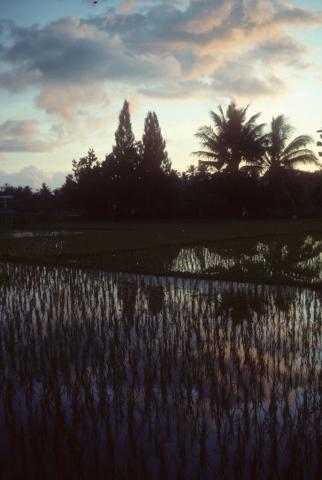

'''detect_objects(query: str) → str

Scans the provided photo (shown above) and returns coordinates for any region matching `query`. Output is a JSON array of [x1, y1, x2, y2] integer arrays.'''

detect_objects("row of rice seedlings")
[[0, 262, 321, 478]]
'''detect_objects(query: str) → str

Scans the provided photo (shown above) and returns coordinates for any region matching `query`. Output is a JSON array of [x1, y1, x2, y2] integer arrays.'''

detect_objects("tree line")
[[2, 100, 322, 221]]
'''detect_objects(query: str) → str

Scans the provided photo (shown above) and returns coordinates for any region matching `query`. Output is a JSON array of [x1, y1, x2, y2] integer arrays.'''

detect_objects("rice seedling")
[[0, 262, 320, 478]]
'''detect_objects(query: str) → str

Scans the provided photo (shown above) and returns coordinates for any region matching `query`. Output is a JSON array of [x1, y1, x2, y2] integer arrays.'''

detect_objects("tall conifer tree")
[[142, 112, 171, 176], [107, 100, 139, 179]]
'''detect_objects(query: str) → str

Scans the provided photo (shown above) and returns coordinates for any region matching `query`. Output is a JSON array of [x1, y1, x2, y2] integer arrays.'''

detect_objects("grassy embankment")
[[0, 220, 322, 286]]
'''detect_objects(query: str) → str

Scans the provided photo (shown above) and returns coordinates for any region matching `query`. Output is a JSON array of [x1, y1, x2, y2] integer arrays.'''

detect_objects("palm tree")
[[317, 127, 322, 158], [194, 102, 267, 175], [256, 116, 320, 213], [258, 115, 319, 174]]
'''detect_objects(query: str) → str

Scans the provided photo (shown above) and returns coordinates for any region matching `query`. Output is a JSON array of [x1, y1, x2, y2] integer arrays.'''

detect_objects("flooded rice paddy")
[[171, 235, 322, 286], [2, 231, 322, 287], [0, 262, 321, 478]]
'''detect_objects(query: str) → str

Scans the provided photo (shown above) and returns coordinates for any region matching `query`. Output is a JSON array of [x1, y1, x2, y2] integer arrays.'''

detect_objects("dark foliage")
[[1, 101, 322, 221], [194, 102, 267, 174], [318, 126, 322, 158]]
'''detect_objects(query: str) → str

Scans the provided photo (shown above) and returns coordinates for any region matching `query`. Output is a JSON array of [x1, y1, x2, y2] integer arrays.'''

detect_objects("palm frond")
[[195, 101, 264, 174], [246, 112, 262, 127], [283, 150, 320, 168], [199, 159, 224, 170], [282, 135, 314, 157], [192, 150, 218, 159]]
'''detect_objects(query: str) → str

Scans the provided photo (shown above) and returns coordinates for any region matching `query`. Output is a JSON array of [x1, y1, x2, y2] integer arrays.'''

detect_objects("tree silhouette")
[[104, 100, 139, 180], [133, 111, 176, 217], [72, 148, 100, 182], [102, 100, 141, 217], [317, 127, 322, 158], [4, 101, 322, 221], [142, 112, 171, 176], [255, 116, 319, 214], [71, 148, 103, 217], [58, 174, 78, 210], [257, 115, 318, 174], [32, 183, 54, 218], [194, 102, 266, 175]]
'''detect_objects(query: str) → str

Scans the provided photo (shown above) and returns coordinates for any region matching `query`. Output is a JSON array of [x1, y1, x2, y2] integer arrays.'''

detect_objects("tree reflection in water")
[[0, 263, 321, 479], [172, 234, 322, 286]]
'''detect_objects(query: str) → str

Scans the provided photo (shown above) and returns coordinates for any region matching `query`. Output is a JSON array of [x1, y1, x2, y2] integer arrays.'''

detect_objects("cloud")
[[0, 16, 182, 118], [247, 36, 308, 67], [0, 0, 321, 116], [0, 119, 60, 152], [94, 0, 322, 55], [273, 2, 322, 26], [119, 0, 135, 14], [3, 17, 179, 81], [209, 60, 286, 99], [0, 165, 68, 189], [35, 83, 110, 121]]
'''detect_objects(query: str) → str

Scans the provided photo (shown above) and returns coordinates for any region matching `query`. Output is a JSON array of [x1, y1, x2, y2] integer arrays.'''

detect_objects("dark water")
[[0, 263, 321, 479], [171, 235, 322, 286], [2, 232, 322, 287]]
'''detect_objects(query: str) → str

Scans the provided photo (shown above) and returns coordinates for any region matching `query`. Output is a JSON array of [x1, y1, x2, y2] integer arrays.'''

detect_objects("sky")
[[0, 0, 322, 188]]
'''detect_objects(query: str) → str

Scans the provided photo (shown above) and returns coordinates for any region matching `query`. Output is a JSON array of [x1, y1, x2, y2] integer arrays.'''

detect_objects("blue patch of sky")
[[291, 0, 321, 9], [0, 0, 118, 27]]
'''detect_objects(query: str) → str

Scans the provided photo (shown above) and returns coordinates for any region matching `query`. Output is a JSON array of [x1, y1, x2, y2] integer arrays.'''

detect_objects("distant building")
[[0, 192, 15, 226]]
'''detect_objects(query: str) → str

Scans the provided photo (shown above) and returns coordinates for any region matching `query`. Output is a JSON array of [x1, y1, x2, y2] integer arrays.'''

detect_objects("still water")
[[171, 235, 322, 285], [0, 263, 321, 479]]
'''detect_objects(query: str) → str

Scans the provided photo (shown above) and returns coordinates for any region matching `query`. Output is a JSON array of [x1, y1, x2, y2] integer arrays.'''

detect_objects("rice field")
[[2, 227, 322, 287], [0, 262, 321, 479]]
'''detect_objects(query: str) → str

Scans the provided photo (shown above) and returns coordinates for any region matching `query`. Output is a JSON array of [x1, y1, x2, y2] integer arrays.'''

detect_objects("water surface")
[[0, 263, 321, 479], [171, 234, 322, 285]]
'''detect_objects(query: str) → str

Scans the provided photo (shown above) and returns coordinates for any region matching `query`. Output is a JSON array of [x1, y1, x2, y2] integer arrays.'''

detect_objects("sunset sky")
[[1, 0, 321, 187]]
